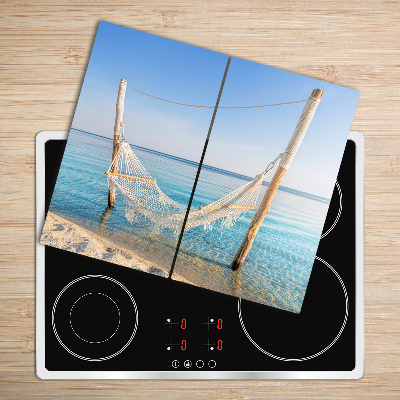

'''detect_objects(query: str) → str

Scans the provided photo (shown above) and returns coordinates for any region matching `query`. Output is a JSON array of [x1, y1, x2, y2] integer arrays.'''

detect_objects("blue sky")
[[72, 21, 359, 198]]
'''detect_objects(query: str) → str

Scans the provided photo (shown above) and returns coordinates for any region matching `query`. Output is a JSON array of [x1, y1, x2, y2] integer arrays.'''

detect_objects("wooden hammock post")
[[231, 88, 323, 271], [108, 78, 127, 208]]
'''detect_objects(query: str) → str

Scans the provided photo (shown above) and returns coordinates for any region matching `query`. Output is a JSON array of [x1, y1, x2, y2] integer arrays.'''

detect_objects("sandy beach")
[[40, 211, 193, 284]]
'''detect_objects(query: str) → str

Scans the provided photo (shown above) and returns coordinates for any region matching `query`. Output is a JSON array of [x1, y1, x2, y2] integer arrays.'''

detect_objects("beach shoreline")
[[40, 211, 194, 285]]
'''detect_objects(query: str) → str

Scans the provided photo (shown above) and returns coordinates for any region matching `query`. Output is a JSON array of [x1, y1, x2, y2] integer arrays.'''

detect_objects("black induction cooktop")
[[36, 131, 364, 379]]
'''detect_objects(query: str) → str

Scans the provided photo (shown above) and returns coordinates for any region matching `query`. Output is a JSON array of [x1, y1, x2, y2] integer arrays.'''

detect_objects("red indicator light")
[[217, 340, 223, 351], [181, 339, 187, 351], [217, 319, 223, 329], [181, 318, 187, 329]]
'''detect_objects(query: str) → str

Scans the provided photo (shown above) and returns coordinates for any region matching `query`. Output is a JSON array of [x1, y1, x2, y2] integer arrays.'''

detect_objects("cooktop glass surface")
[[36, 131, 364, 379]]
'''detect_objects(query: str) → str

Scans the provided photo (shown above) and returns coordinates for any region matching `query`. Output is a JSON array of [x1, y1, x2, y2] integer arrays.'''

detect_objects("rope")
[[262, 152, 284, 175], [106, 141, 268, 234], [124, 83, 308, 109]]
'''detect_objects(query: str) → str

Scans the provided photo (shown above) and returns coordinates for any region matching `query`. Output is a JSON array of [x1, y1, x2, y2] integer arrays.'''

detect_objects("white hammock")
[[106, 141, 277, 234]]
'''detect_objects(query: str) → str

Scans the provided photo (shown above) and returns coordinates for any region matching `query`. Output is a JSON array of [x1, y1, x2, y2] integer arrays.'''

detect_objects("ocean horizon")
[[71, 127, 330, 203]]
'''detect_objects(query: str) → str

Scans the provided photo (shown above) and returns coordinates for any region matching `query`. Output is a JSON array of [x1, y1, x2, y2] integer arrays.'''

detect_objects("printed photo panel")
[[41, 22, 359, 311]]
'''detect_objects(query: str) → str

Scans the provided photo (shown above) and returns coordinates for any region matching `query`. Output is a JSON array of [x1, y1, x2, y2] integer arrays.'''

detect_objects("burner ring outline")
[[69, 292, 121, 344], [52, 275, 138, 361], [238, 257, 348, 361], [321, 181, 342, 239]]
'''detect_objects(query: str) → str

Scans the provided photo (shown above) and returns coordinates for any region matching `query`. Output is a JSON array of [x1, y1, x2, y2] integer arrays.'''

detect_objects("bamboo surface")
[[0, 0, 399, 398]]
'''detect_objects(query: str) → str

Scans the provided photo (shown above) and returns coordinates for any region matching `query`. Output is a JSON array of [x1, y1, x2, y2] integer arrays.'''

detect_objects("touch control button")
[[196, 360, 204, 368], [183, 360, 192, 368], [208, 360, 216, 369], [172, 360, 179, 369]]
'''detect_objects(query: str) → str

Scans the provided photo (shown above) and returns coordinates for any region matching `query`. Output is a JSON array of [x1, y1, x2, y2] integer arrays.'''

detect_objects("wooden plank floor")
[[0, 0, 399, 398]]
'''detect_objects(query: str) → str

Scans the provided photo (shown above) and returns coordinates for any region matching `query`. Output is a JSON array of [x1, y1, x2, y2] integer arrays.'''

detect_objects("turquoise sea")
[[48, 128, 330, 313]]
